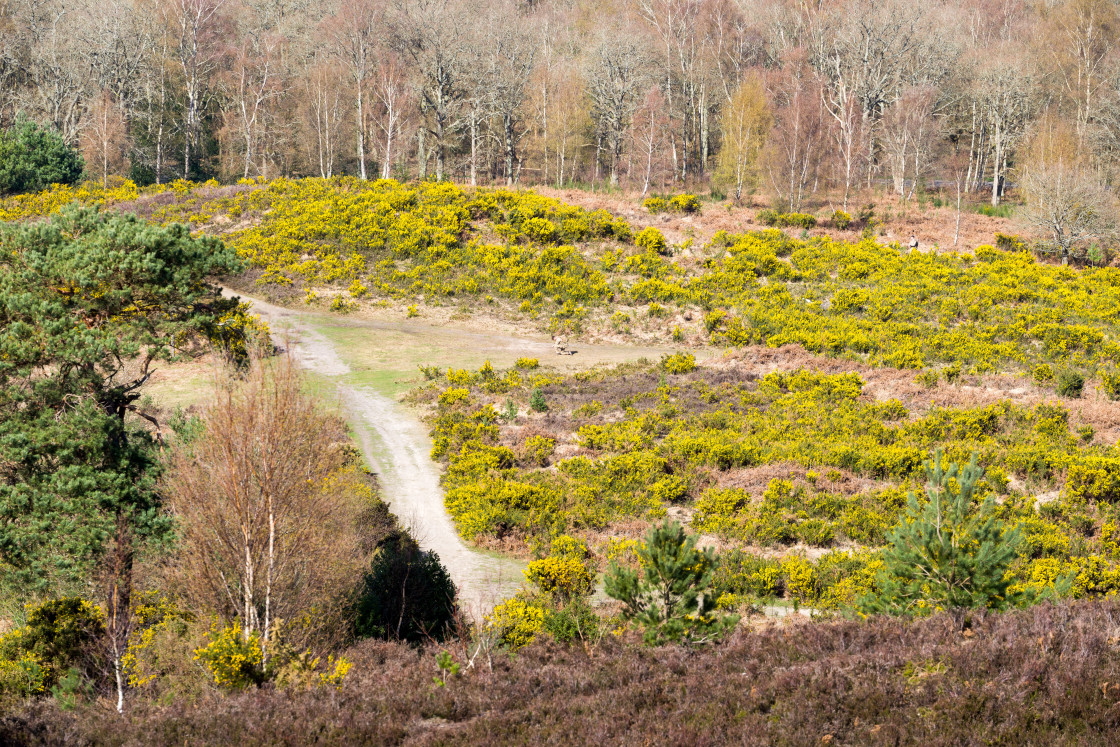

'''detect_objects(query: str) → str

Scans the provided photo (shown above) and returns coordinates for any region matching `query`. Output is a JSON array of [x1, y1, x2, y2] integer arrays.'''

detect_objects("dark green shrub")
[[0, 118, 84, 195], [529, 388, 548, 412], [1056, 369, 1085, 398], [352, 532, 458, 643]]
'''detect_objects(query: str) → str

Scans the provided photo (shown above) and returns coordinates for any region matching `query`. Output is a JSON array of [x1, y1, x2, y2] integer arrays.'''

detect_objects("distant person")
[[909, 235, 918, 252]]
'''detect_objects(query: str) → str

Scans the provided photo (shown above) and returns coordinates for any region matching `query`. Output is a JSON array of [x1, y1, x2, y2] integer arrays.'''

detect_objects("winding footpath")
[[228, 292, 527, 616]]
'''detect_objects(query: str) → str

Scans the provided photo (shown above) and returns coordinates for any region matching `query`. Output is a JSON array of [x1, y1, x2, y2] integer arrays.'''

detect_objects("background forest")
[[2, 0, 1117, 211]]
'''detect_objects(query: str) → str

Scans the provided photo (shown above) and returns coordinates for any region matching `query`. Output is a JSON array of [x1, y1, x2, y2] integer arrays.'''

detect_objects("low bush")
[[667, 194, 701, 214], [831, 209, 852, 229], [13, 601, 1120, 744], [1056, 369, 1086, 398]]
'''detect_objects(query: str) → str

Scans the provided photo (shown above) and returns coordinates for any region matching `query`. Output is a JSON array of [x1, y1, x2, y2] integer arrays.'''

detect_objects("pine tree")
[[0, 205, 244, 602], [605, 520, 737, 645], [862, 451, 1026, 617], [0, 118, 84, 196]]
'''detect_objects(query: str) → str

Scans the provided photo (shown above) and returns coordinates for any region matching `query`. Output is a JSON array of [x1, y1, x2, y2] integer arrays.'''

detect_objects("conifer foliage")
[[862, 451, 1030, 616], [605, 520, 737, 645], [0, 205, 243, 600]]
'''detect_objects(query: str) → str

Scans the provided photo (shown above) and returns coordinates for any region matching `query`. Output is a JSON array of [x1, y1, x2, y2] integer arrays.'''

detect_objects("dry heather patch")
[[12, 600, 1120, 745]]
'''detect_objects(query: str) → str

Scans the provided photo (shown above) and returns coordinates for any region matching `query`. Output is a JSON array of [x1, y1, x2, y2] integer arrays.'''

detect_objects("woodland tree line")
[[2, 0, 1120, 208]]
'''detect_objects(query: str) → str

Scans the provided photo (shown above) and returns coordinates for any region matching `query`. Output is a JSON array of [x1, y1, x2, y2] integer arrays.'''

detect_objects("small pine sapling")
[[861, 451, 1059, 617], [605, 520, 738, 645]]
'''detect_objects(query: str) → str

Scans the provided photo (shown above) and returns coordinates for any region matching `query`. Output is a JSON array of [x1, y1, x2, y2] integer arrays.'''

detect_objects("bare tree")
[[165, 354, 373, 653], [1044, 0, 1118, 147], [631, 86, 670, 196], [393, 0, 469, 181], [172, 0, 230, 178], [882, 85, 938, 199], [328, 0, 378, 180], [226, 30, 283, 179], [303, 53, 346, 179], [976, 54, 1035, 206], [586, 34, 646, 187], [371, 53, 411, 180], [1020, 158, 1116, 262], [485, 2, 537, 186], [766, 59, 826, 213]]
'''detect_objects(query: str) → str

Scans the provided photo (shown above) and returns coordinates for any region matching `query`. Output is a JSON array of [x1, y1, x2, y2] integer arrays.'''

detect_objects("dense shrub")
[[0, 599, 104, 697], [642, 197, 667, 213], [352, 531, 458, 644], [633, 226, 668, 255], [831, 209, 852, 229], [660, 352, 696, 374], [1056, 369, 1086, 398], [0, 119, 84, 196], [777, 212, 817, 229], [667, 194, 701, 214]]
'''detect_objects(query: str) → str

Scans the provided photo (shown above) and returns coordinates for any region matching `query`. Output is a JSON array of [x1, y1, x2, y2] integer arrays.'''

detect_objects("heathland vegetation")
[[5, 1, 1120, 741], [3, 167, 1120, 741]]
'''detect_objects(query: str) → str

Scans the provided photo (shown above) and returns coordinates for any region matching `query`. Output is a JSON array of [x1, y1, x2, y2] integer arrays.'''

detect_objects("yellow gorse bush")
[[9, 178, 1118, 376]]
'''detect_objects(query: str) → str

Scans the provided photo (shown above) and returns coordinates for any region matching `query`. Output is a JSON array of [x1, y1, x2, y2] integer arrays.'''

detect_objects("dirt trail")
[[227, 292, 529, 615]]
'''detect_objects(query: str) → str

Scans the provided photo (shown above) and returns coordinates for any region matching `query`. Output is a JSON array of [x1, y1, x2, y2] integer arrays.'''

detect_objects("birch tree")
[[716, 72, 771, 202], [166, 354, 373, 653]]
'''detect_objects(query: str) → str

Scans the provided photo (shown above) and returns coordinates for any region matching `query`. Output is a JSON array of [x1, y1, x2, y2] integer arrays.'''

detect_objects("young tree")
[[605, 520, 737, 645], [371, 53, 411, 180], [765, 59, 826, 213], [716, 72, 771, 202], [631, 86, 670, 195], [165, 354, 376, 654], [303, 54, 346, 179], [81, 91, 129, 187], [861, 452, 1030, 617]]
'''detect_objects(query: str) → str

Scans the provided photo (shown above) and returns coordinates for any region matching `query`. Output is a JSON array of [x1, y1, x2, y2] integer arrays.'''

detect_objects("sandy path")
[[228, 292, 525, 615]]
